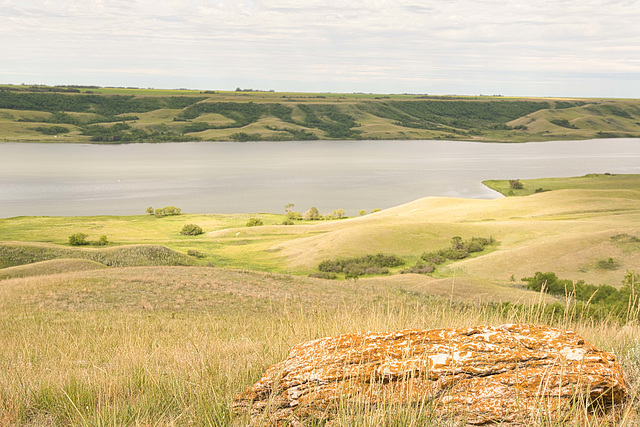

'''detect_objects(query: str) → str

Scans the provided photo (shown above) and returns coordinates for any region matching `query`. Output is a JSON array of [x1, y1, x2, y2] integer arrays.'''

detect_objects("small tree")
[[154, 208, 164, 218], [181, 224, 204, 236], [68, 233, 88, 246], [97, 235, 109, 246], [146, 206, 154, 215], [509, 179, 524, 190], [246, 218, 264, 227], [358, 210, 367, 216], [332, 209, 345, 219], [284, 203, 295, 213], [305, 207, 320, 220]]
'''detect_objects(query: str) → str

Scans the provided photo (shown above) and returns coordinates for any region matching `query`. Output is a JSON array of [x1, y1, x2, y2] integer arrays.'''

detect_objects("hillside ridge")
[[2, 85, 640, 143]]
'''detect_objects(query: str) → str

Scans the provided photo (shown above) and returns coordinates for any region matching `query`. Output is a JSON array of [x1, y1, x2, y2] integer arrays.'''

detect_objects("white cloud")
[[0, 0, 639, 96]]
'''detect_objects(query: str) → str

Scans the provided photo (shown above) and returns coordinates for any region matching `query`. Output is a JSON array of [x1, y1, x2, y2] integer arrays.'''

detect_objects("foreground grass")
[[0, 266, 638, 426]]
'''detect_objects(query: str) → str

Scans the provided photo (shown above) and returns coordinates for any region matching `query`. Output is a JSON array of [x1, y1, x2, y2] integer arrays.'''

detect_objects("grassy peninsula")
[[1, 84, 640, 143], [2, 174, 640, 425]]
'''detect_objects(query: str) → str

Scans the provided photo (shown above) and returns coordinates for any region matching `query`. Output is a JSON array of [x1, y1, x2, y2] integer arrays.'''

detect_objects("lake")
[[1, 139, 639, 218]]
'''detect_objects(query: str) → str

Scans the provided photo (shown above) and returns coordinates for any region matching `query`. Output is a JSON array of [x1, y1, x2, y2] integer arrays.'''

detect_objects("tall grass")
[[0, 267, 638, 425]]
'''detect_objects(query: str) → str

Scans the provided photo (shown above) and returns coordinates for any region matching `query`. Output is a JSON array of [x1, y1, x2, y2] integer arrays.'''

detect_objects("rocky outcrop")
[[233, 324, 626, 425]]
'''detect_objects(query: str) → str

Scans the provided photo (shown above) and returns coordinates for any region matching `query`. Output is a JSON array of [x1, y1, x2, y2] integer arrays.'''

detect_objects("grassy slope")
[[2, 174, 639, 290], [272, 183, 640, 286], [0, 258, 107, 280], [0, 266, 638, 425], [1, 85, 640, 143]]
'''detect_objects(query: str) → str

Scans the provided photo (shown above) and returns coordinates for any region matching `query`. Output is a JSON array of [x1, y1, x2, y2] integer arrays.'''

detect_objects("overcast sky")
[[2, 0, 639, 97]]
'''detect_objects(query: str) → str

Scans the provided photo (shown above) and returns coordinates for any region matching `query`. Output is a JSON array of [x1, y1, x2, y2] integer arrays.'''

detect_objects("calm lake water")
[[1, 139, 639, 218]]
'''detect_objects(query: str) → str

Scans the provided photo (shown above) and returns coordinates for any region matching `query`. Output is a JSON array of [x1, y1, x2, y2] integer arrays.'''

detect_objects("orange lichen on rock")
[[233, 324, 627, 425]]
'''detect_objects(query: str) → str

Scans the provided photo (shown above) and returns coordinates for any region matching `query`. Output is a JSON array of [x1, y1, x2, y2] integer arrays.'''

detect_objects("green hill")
[[1, 84, 639, 143]]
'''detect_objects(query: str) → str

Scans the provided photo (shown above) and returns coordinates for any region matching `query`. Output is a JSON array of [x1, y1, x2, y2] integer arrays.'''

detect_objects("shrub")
[[358, 210, 367, 216], [304, 207, 320, 220], [421, 252, 447, 264], [509, 179, 524, 190], [371, 208, 381, 213], [332, 209, 345, 219], [401, 262, 435, 274], [597, 258, 619, 270], [421, 236, 494, 265], [153, 206, 182, 218], [32, 125, 70, 135], [308, 272, 337, 280], [97, 235, 109, 246], [287, 211, 302, 220], [550, 118, 578, 129], [180, 224, 204, 236], [68, 233, 88, 246], [162, 206, 182, 216], [318, 253, 404, 276], [282, 219, 294, 225], [187, 249, 205, 258], [246, 218, 264, 227], [438, 247, 469, 260]]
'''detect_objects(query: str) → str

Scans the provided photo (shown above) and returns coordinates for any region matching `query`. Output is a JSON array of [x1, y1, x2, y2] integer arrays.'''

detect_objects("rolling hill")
[[1, 84, 640, 143]]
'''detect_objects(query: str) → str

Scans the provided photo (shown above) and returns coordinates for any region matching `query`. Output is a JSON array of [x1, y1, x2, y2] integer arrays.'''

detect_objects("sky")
[[1, 0, 639, 98]]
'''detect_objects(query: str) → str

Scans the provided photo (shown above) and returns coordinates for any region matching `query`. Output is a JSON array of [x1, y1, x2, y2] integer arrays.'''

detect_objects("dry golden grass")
[[272, 188, 640, 285], [0, 258, 107, 280], [0, 266, 638, 426]]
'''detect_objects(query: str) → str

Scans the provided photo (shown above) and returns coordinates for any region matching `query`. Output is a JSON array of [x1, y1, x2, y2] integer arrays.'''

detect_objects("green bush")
[[318, 253, 405, 276], [287, 211, 302, 220], [420, 236, 495, 269], [521, 270, 640, 320], [509, 179, 523, 190], [246, 218, 264, 227], [550, 118, 578, 129], [97, 235, 109, 246], [304, 207, 320, 220], [596, 258, 619, 270], [32, 125, 70, 135], [400, 262, 435, 274], [153, 206, 182, 218], [308, 272, 338, 280], [68, 233, 88, 246], [187, 249, 205, 258], [180, 224, 204, 236]]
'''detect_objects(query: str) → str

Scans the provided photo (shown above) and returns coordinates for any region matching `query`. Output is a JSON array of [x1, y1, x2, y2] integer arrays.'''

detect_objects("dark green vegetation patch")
[[0, 243, 195, 269], [313, 237, 495, 280], [522, 270, 640, 321]]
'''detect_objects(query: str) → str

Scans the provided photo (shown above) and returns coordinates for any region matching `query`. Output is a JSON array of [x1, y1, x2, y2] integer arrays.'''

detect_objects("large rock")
[[233, 324, 626, 425]]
